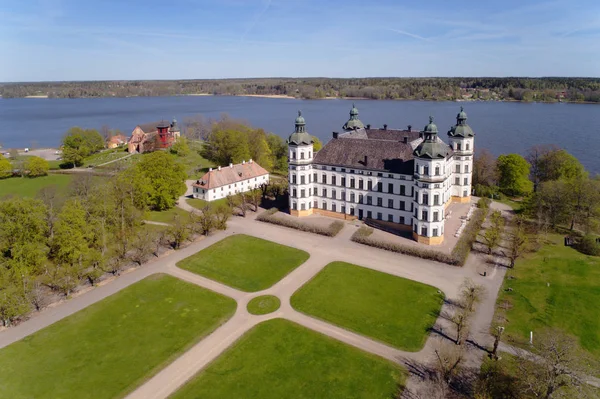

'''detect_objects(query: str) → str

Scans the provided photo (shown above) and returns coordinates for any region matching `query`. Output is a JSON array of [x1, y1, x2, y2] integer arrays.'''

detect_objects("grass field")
[[186, 197, 229, 210], [82, 147, 131, 167], [146, 207, 191, 224], [0, 174, 73, 198], [291, 262, 443, 351], [170, 319, 405, 399], [494, 233, 600, 359], [177, 234, 309, 292], [0, 274, 236, 399], [177, 141, 214, 179], [247, 295, 281, 315]]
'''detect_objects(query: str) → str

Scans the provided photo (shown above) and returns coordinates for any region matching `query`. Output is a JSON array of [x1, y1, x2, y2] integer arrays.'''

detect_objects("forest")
[[2, 77, 600, 103]]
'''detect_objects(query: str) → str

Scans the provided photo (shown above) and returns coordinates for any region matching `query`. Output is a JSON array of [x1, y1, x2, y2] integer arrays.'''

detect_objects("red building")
[[128, 118, 181, 153]]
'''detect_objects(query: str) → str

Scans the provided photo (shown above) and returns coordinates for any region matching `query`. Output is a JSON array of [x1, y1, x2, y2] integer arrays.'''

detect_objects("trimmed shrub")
[[256, 208, 345, 237], [450, 207, 488, 266], [575, 234, 600, 256]]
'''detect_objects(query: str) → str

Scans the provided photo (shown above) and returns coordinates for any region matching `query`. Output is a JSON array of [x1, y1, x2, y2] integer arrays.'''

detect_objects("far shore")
[[24, 95, 49, 99]]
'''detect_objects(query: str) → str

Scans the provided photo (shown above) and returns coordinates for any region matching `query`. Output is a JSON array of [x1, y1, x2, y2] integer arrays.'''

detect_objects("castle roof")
[[448, 106, 475, 138], [288, 110, 313, 145], [193, 161, 269, 190]]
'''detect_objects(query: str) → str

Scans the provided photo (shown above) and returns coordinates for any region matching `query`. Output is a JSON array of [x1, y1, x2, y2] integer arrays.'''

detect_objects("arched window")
[[435, 166, 440, 175]]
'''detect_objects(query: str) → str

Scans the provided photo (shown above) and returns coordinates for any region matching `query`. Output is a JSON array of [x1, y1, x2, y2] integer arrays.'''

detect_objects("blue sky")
[[1, 0, 600, 81]]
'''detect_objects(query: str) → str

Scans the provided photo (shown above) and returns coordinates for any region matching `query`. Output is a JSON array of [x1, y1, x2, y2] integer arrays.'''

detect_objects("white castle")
[[287, 105, 475, 245]]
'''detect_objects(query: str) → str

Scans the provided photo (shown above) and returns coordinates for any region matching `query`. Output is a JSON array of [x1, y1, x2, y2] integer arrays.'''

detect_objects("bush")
[[351, 227, 456, 264], [25, 156, 49, 177], [576, 235, 600, 256], [256, 208, 345, 237], [451, 207, 488, 266]]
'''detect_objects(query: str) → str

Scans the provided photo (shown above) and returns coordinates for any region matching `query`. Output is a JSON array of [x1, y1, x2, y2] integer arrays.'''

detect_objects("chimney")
[[408, 125, 412, 131], [333, 132, 339, 139], [249, 159, 253, 163], [366, 124, 371, 129], [403, 136, 408, 144], [218, 166, 221, 171], [364, 155, 368, 166], [209, 167, 213, 172], [229, 163, 233, 168], [383, 124, 388, 130], [419, 132, 423, 139]]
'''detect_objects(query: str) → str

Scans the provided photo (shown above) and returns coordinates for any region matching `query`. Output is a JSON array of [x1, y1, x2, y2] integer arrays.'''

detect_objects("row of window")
[[290, 174, 412, 195], [290, 151, 312, 160], [413, 208, 443, 222], [413, 225, 441, 237], [291, 188, 413, 210], [415, 163, 470, 176], [413, 192, 444, 206]]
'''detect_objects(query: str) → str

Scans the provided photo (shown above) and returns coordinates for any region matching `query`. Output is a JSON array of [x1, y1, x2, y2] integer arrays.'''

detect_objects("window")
[[457, 143, 462, 151], [388, 183, 393, 193], [309, 151, 312, 158], [332, 176, 337, 186], [359, 179, 364, 190], [464, 177, 469, 185], [422, 210, 428, 221], [322, 201, 327, 210], [292, 189, 297, 198], [332, 189, 336, 199], [455, 177, 460, 185], [322, 188, 327, 197], [367, 211, 372, 219], [301, 189, 305, 198], [366, 196, 372, 205], [424, 166, 429, 175], [400, 201, 405, 211], [332, 203, 337, 212], [466, 143, 470, 151], [301, 152, 305, 159], [463, 190, 468, 197], [377, 182, 382, 192], [322, 173, 326, 184], [313, 187, 318, 195], [433, 228, 439, 237], [341, 168, 346, 172], [313, 173, 317, 182], [377, 173, 383, 177], [350, 193, 355, 203], [465, 165, 469, 173], [455, 164, 461, 173], [388, 214, 394, 222], [435, 166, 440, 175], [414, 224, 417, 233], [292, 202, 297, 210], [301, 203, 305, 210], [350, 208, 355, 216], [314, 200, 318, 208], [422, 193, 429, 205], [292, 152, 296, 159], [377, 212, 382, 220], [388, 198, 393, 208], [341, 206, 346, 214], [341, 177, 346, 187], [367, 180, 373, 191], [421, 226, 428, 236], [332, 167, 337, 171], [350, 178, 355, 188], [300, 175, 305, 184], [400, 216, 405, 224], [377, 197, 382, 207], [433, 211, 439, 222], [400, 185, 406, 196], [358, 194, 364, 204], [434, 194, 440, 205]]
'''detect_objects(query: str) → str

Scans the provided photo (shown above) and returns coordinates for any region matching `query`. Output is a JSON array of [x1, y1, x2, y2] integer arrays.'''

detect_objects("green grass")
[[170, 319, 405, 399], [0, 274, 236, 399], [176, 141, 214, 179], [247, 295, 281, 315], [291, 262, 444, 351], [82, 147, 130, 167], [186, 197, 229, 210], [146, 206, 191, 224], [177, 234, 309, 292], [494, 233, 600, 359], [0, 174, 73, 198]]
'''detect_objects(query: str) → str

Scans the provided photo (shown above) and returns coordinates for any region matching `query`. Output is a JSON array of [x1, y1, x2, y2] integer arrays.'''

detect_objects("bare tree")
[[507, 226, 528, 268], [452, 308, 471, 346], [482, 226, 501, 255], [459, 278, 487, 312], [131, 228, 157, 265], [196, 206, 215, 235], [247, 189, 262, 212], [212, 204, 231, 229], [434, 342, 465, 391], [168, 214, 192, 249]]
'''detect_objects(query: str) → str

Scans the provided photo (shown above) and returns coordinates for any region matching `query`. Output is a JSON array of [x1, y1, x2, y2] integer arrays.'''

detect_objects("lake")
[[1, 96, 599, 173]]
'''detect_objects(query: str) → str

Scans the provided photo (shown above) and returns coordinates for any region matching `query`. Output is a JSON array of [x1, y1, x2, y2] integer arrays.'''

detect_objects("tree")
[[247, 189, 262, 212], [432, 342, 464, 391], [24, 156, 49, 177], [0, 156, 11, 179], [168, 214, 192, 249], [516, 328, 598, 399], [266, 134, 288, 171], [170, 136, 190, 157], [248, 129, 273, 170], [497, 154, 533, 197], [482, 227, 501, 255], [527, 145, 586, 188], [129, 152, 187, 211], [452, 308, 472, 346], [61, 127, 105, 167], [312, 136, 323, 151], [212, 203, 231, 229], [459, 278, 486, 312], [130, 228, 157, 265], [196, 206, 215, 235], [473, 149, 498, 188], [507, 223, 528, 268]]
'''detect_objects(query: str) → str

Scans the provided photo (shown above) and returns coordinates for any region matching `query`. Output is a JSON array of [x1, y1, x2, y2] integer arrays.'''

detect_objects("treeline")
[[2, 77, 600, 103], [474, 145, 600, 253]]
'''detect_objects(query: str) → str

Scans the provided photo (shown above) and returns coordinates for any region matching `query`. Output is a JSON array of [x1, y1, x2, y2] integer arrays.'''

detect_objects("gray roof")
[[413, 137, 452, 159], [448, 107, 475, 138]]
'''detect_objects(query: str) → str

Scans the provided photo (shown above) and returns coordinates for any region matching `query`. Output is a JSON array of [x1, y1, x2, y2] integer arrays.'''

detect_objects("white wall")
[[192, 174, 269, 201]]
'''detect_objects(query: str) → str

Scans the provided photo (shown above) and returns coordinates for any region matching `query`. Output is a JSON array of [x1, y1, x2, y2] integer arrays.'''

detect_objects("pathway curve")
[[0, 207, 508, 398]]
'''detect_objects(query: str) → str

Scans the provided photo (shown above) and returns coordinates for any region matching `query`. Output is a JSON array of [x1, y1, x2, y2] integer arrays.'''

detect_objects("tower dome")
[[414, 116, 450, 159], [423, 115, 438, 134], [448, 106, 474, 138], [288, 110, 313, 145], [342, 103, 365, 131]]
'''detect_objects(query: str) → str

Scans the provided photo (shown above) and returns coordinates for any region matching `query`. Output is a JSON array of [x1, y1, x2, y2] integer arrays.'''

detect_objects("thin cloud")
[[241, 0, 272, 42], [386, 28, 431, 42]]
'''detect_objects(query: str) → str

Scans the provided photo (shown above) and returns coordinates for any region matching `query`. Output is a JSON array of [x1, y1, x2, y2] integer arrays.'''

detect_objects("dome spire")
[[343, 103, 364, 131], [295, 110, 306, 133]]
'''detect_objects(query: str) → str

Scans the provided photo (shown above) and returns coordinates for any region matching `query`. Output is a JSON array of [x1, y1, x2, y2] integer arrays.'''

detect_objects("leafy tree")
[[61, 127, 105, 167], [128, 152, 187, 211], [497, 154, 533, 197], [312, 135, 323, 151], [507, 223, 528, 267], [527, 145, 586, 188], [24, 156, 49, 177], [266, 134, 288, 171], [248, 129, 273, 170], [170, 136, 190, 157], [168, 214, 192, 249], [130, 228, 157, 264], [0, 272, 30, 327], [0, 156, 11, 179]]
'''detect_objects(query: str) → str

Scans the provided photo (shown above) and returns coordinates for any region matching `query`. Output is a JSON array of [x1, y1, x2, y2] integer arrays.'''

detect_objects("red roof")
[[193, 161, 269, 190]]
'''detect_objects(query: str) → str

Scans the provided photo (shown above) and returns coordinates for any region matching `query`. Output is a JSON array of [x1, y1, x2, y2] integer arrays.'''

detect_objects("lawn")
[[170, 319, 405, 399], [177, 234, 309, 292], [291, 262, 444, 351], [176, 141, 214, 179], [186, 197, 229, 210], [0, 174, 72, 198], [82, 147, 131, 167], [146, 206, 191, 224], [0, 274, 236, 399], [494, 233, 600, 359], [247, 295, 281, 315]]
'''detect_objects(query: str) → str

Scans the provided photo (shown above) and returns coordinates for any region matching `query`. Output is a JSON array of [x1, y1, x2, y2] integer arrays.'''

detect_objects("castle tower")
[[287, 111, 314, 216], [412, 116, 451, 245], [342, 103, 365, 131], [447, 107, 475, 202]]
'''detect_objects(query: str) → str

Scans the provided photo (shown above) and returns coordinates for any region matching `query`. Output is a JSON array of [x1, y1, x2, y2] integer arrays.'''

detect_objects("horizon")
[[1, 0, 600, 81]]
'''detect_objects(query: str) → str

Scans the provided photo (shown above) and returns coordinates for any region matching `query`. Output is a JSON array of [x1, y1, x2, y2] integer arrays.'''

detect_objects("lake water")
[[1, 96, 599, 173]]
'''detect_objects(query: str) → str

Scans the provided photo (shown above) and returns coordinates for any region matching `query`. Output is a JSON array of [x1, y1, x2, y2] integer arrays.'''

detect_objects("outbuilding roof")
[[193, 161, 269, 190]]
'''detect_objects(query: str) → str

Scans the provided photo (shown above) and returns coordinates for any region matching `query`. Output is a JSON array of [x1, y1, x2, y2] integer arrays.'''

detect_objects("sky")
[[1, 0, 600, 81]]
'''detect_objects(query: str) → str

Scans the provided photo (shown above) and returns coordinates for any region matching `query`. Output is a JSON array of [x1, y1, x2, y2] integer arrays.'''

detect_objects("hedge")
[[351, 199, 489, 266], [256, 208, 345, 237]]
